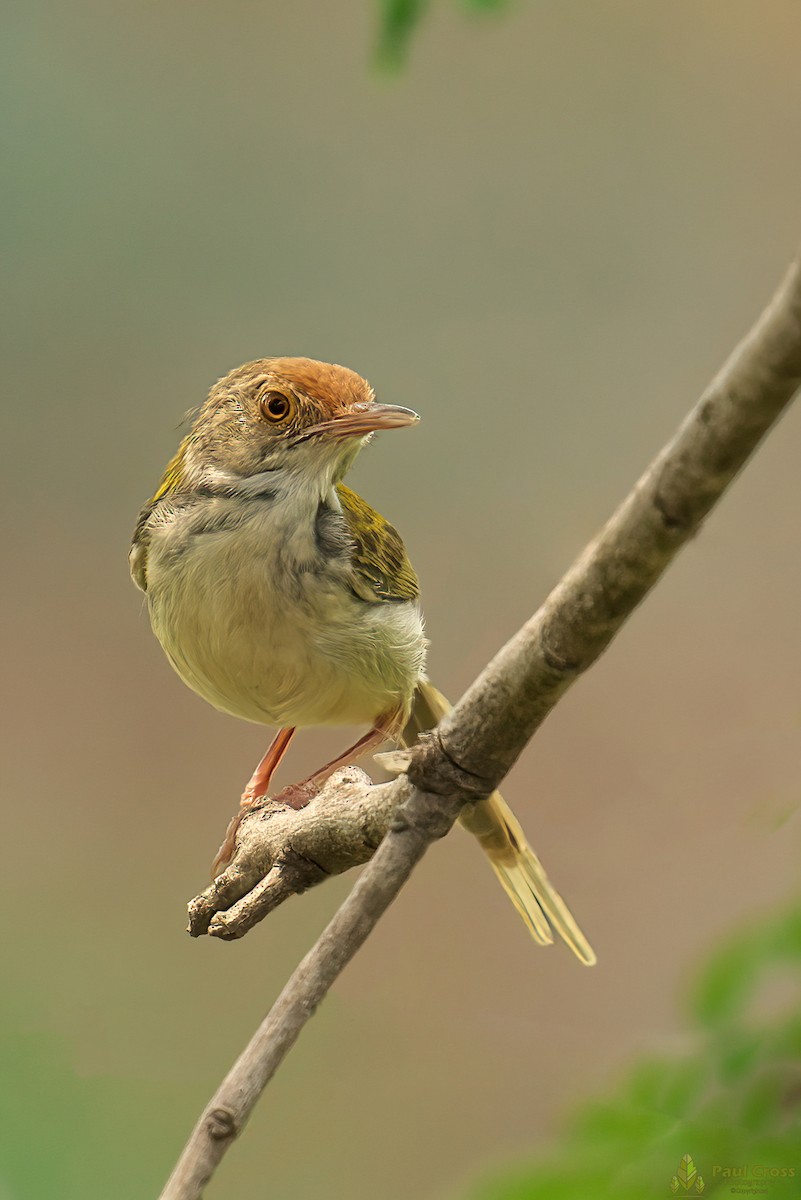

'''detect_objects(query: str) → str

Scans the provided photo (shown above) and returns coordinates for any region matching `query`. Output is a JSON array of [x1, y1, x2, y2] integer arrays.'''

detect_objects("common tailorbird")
[[130, 357, 594, 963]]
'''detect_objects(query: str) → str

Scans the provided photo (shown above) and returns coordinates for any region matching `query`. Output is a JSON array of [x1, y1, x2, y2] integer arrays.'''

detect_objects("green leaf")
[[691, 936, 760, 1027], [692, 906, 801, 1028], [375, 0, 429, 68]]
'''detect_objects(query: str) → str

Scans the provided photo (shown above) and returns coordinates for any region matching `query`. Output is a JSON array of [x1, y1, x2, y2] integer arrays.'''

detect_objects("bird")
[[130, 357, 595, 964]]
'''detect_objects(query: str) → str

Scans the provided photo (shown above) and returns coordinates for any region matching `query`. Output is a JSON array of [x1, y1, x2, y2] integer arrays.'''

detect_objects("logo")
[[667, 1153, 797, 1194], [670, 1154, 706, 1194]]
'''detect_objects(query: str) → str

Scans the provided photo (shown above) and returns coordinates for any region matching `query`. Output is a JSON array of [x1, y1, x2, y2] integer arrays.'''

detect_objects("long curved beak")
[[297, 404, 420, 442]]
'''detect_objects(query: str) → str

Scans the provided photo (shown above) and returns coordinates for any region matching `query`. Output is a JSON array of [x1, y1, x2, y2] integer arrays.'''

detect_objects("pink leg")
[[309, 723, 394, 782], [273, 707, 405, 809], [212, 727, 296, 877], [211, 709, 404, 878], [242, 726, 296, 804]]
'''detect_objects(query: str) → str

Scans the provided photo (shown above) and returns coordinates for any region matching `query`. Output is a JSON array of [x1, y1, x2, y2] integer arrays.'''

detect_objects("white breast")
[[143, 484, 426, 730]]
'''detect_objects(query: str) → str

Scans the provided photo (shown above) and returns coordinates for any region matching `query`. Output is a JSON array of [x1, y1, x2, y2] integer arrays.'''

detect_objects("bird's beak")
[[297, 404, 420, 442], [333, 403, 419, 437]]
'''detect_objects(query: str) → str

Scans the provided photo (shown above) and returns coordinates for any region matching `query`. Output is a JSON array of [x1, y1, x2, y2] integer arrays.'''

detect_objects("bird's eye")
[[260, 390, 294, 423]]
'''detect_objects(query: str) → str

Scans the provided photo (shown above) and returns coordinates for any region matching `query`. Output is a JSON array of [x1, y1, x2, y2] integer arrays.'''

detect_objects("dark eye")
[[260, 390, 294, 422]]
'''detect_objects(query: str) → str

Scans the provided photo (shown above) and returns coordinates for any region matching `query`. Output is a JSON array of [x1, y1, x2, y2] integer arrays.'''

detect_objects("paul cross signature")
[[712, 1165, 796, 1180], [669, 1154, 796, 1194]]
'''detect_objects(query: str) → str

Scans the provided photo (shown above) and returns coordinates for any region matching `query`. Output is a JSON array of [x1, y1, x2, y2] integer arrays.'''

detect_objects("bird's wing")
[[129, 438, 191, 593], [336, 484, 419, 603]]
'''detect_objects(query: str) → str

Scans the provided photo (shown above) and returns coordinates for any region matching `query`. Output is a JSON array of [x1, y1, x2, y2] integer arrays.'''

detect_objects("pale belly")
[[144, 518, 426, 729]]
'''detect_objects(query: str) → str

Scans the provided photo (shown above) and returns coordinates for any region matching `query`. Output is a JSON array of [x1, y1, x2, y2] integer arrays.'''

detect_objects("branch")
[[187, 768, 402, 940], [432, 254, 801, 785], [159, 253, 801, 1199]]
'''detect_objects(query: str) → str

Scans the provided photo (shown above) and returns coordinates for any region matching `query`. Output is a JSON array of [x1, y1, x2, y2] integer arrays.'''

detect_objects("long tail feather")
[[403, 679, 596, 966]]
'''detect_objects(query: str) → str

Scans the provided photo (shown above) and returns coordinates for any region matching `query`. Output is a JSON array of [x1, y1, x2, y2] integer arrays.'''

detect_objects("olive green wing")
[[336, 484, 419, 604]]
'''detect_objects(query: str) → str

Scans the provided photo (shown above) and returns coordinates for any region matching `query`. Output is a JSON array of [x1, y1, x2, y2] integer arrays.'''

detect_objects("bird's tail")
[[403, 679, 596, 966]]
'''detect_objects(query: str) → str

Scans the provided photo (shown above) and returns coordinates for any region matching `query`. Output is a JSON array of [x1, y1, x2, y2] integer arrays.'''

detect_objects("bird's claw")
[[189, 769, 371, 939]]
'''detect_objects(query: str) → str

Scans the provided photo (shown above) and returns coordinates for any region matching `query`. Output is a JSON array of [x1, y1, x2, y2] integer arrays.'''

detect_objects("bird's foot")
[[188, 766, 377, 940], [210, 778, 323, 878], [271, 778, 321, 811]]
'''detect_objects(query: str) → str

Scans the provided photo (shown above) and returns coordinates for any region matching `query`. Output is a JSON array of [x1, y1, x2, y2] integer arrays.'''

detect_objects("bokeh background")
[[3, 2, 801, 1197]]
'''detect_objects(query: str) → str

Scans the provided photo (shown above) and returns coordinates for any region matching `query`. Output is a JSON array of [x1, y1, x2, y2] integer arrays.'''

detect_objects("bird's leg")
[[211, 709, 404, 877], [241, 726, 297, 805], [211, 727, 296, 877], [308, 724, 394, 783], [272, 707, 405, 811]]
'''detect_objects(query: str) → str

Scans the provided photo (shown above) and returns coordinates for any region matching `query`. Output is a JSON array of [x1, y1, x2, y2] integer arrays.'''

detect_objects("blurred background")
[[3, 2, 801, 1197]]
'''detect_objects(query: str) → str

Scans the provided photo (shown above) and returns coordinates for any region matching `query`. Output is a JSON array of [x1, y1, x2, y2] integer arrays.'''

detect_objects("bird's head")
[[157, 358, 419, 499]]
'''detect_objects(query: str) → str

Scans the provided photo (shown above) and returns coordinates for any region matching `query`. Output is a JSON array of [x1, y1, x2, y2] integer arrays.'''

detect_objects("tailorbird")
[[130, 357, 595, 964]]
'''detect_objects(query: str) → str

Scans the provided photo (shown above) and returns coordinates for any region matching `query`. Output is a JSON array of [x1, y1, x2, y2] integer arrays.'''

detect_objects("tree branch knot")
[[205, 1107, 238, 1141], [407, 731, 495, 803]]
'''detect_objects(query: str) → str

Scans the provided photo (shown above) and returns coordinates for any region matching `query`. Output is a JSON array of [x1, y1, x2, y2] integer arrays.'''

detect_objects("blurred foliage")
[[469, 906, 801, 1200], [0, 1017, 195, 1200], [376, 0, 510, 66], [376, 0, 429, 68]]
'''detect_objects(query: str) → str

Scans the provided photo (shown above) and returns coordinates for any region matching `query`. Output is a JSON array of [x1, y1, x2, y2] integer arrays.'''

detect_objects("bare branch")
[[160, 253, 801, 1200], [161, 773, 446, 1200], [186, 767, 400, 940]]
